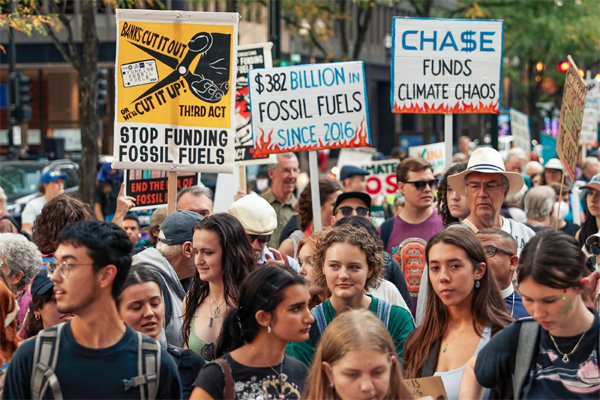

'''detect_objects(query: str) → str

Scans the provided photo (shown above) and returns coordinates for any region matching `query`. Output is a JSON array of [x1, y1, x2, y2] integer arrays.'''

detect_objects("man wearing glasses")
[[259, 153, 300, 248], [330, 191, 372, 225], [477, 228, 529, 319], [378, 157, 444, 313], [229, 194, 299, 271], [3, 220, 181, 399]]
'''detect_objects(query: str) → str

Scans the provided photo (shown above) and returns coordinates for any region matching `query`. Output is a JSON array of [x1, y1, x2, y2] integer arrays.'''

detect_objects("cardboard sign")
[[581, 79, 600, 147], [248, 61, 371, 155], [556, 56, 588, 181], [391, 17, 503, 114], [112, 10, 239, 173], [404, 377, 448, 400], [509, 108, 531, 153], [408, 142, 445, 175], [235, 43, 277, 164], [124, 170, 199, 210]]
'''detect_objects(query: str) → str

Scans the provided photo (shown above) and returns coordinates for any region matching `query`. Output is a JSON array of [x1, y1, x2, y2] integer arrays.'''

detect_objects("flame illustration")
[[254, 117, 370, 156], [392, 100, 499, 114]]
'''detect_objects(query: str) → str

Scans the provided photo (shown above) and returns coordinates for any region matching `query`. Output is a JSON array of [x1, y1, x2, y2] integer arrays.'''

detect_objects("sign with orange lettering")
[[125, 170, 199, 210]]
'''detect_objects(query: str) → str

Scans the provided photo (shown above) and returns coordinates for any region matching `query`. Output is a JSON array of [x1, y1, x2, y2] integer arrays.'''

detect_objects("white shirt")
[[367, 279, 411, 315], [21, 196, 47, 225]]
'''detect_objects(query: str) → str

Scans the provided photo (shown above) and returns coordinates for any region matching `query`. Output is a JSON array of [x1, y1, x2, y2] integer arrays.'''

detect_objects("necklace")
[[548, 326, 591, 363], [208, 295, 225, 327], [442, 324, 471, 352], [250, 344, 286, 399]]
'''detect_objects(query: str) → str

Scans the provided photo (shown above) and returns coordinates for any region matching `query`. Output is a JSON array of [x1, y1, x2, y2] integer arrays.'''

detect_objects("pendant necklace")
[[208, 295, 225, 327], [548, 326, 591, 363], [250, 344, 286, 399], [442, 324, 471, 352]]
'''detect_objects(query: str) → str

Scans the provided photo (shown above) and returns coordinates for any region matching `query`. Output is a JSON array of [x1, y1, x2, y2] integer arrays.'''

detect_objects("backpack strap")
[[123, 332, 160, 400], [512, 321, 540, 400], [214, 358, 235, 400], [1, 215, 21, 233], [311, 304, 327, 336], [380, 218, 394, 251], [31, 323, 65, 400], [375, 299, 393, 328]]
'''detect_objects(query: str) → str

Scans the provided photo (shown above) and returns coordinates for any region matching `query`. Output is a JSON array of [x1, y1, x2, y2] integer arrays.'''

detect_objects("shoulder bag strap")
[[375, 299, 393, 328], [214, 358, 235, 400], [512, 321, 540, 400]]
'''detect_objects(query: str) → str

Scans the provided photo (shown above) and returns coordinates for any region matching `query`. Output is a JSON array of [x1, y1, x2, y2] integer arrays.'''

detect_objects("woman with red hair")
[[0, 277, 21, 394]]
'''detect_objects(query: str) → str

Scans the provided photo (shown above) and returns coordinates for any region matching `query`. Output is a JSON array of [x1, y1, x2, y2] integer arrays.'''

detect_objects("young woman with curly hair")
[[437, 163, 469, 227], [286, 224, 415, 366]]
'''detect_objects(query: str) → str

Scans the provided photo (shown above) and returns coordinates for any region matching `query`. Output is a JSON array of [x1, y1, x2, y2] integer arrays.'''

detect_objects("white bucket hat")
[[544, 158, 565, 171], [447, 147, 525, 197]]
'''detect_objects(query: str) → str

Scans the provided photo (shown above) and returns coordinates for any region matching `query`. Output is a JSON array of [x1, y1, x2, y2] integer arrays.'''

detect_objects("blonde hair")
[[303, 309, 412, 400]]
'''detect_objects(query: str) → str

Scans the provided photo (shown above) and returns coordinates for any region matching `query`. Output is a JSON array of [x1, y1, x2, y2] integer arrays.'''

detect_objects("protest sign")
[[404, 377, 448, 400], [509, 108, 531, 153], [391, 17, 503, 114], [235, 43, 277, 164], [337, 147, 376, 168], [337, 159, 398, 197], [581, 79, 600, 147], [556, 56, 588, 181], [408, 142, 445, 175], [248, 61, 371, 155], [112, 9, 239, 173], [125, 170, 199, 210]]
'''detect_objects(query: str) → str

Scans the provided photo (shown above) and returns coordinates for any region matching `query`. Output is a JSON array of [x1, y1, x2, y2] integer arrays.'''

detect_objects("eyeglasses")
[[466, 182, 505, 193], [47, 261, 94, 279], [483, 245, 513, 258], [248, 234, 271, 244], [336, 206, 370, 217], [277, 168, 300, 175], [405, 180, 437, 191]]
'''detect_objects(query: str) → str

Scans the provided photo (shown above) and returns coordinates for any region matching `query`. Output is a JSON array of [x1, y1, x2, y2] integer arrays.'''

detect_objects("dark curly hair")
[[437, 163, 467, 226], [298, 177, 342, 231], [313, 224, 384, 290], [33, 194, 93, 254], [25, 291, 54, 338]]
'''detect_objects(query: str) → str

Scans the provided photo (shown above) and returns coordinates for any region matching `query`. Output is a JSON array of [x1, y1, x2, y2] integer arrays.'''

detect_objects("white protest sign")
[[391, 17, 503, 114], [408, 142, 445, 175], [112, 10, 239, 173], [362, 160, 398, 197], [337, 147, 376, 168], [581, 79, 600, 147], [248, 61, 371, 155], [509, 108, 531, 153]]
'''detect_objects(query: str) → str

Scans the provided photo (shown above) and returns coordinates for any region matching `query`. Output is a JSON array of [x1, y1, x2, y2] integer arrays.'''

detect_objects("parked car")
[[0, 159, 79, 222]]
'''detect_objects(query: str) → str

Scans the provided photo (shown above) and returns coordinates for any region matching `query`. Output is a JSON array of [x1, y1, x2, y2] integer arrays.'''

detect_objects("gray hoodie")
[[132, 247, 187, 347]]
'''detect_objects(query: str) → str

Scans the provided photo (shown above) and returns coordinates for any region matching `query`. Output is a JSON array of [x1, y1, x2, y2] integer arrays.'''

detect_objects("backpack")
[[30, 324, 161, 400], [380, 217, 395, 251], [309, 299, 393, 348], [1, 215, 31, 241]]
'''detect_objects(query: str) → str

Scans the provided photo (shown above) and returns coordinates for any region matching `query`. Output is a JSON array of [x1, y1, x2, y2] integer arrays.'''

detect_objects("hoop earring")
[[475, 280, 481, 289], [268, 326, 271, 333]]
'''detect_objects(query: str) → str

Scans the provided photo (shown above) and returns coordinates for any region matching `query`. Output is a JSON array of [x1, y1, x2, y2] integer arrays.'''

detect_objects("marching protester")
[[504, 148, 528, 174], [578, 173, 600, 255], [577, 157, 600, 184], [177, 185, 214, 218], [191, 265, 313, 400], [183, 214, 255, 361], [437, 163, 469, 227], [133, 209, 204, 347], [403, 228, 513, 400], [0, 187, 19, 234], [117, 264, 205, 400], [339, 165, 370, 192], [122, 214, 145, 255], [0, 233, 42, 337], [476, 229, 529, 318], [460, 230, 600, 399], [0, 279, 20, 395], [303, 309, 414, 400], [94, 163, 121, 222], [21, 169, 67, 235], [138, 206, 168, 248], [229, 194, 299, 270], [550, 183, 580, 237], [25, 271, 74, 338], [287, 224, 415, 366], [523, 185, 555, 233], [279, 177, 342, 258], [297, 230, 330, 308], [2, 220, 182, 399]]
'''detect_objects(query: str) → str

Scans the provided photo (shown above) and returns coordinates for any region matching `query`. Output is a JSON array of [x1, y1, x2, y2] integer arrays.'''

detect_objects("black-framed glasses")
[[405, 180, 437, 191], [336, 206, 370, 217], [483, 245, 513, 258], [47, 260, 94, 279], [248, 234, 271, 244]]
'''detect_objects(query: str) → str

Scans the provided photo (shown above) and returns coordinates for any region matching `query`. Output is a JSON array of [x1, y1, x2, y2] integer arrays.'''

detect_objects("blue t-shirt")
[[504, 290, 529, 319], [2, 322, 182, 399]]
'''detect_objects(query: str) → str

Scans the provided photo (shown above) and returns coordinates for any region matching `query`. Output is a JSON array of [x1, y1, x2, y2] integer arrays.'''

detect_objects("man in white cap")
[[229, 195, 300, 271]]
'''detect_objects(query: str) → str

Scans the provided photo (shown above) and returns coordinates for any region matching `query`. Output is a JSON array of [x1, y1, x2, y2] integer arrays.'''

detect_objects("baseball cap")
[[150, 206, 168, 228], [582, 173, 600, 192], [31, 271, 54, 297], [334, 191, 372, 212], [41, 169, 68, 184], [340, 166, 370, 181], [158, 210, 204, 245], [229, 195, 277, 235]]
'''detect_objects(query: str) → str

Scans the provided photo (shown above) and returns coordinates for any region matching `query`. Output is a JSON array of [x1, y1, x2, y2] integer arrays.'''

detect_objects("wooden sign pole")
[[167, 171, 178, 216], [444, 114, 453, 172], [239, 165, 247, 193], [309, 151, 322, 232]]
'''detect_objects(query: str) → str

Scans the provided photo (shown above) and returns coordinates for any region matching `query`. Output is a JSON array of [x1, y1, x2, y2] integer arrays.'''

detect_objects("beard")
[[57, 284, 98, 315]]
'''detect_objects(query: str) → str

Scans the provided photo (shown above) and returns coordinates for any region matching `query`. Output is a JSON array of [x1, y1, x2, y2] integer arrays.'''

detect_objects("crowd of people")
[[0, 145, 599, 400]]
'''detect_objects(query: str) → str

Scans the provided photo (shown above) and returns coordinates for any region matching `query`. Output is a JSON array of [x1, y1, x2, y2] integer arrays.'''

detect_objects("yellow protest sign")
[[113, 10, 239, 173], [556, 55, 588, 181]]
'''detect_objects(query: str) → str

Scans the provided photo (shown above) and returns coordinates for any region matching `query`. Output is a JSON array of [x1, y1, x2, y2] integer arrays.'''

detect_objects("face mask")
[[553, 201, 569, 220], [256, 178, 269, 193], [4, 300, 19, 328]]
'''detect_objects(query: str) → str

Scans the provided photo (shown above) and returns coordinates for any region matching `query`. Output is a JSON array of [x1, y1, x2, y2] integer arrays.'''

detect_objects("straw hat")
[[447, 147, 525, 197]]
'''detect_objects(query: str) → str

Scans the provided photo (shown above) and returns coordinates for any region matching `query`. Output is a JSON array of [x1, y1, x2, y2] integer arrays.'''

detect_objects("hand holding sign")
[[112, 183, 137, 226]]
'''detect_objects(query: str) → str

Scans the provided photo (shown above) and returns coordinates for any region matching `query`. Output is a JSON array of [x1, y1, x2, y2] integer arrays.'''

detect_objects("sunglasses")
[[483, 245, 514, 258], [248, 234, 271, 244], [336, 206, 370, 217], [405, 180, 437, 191], [591, 244, 600, 255]]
